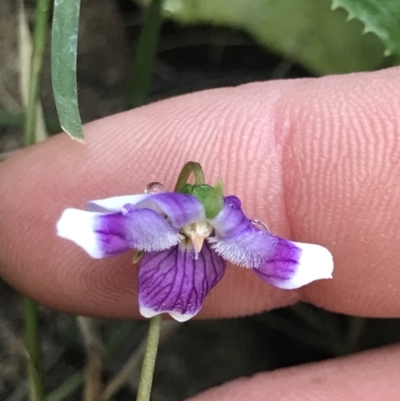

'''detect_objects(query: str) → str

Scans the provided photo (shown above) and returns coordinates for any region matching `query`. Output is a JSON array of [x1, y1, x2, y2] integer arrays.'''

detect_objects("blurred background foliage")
[[1, 1, 400, 400], [140, 0, 389, 74]]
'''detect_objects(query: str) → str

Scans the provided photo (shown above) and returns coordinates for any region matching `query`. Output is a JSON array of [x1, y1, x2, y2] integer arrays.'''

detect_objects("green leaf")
[[332, 0, 400, 57], [51, 0, 84, 142], [141, 0, 386, 75]]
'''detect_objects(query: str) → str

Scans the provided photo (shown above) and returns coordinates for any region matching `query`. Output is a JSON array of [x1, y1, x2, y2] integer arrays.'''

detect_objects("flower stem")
[[175, 161, 205, 191], [135, 315, 162, 401], [22, 0, 50, 399], [24, 0, 51, 147], [24, 298, 45, 401]]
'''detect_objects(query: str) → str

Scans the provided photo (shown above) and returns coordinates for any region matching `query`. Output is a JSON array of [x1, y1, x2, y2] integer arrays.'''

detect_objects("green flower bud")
[[180, 179, 224, 219]]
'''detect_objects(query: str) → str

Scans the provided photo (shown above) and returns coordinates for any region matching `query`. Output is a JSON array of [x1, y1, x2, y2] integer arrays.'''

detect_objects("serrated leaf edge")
[[331, 0, 395, 56]]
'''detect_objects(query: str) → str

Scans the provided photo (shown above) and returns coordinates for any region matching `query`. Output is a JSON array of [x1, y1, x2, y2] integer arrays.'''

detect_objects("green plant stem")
[[127, 0, 163, 108], [24, 298, 45, 401], [23, 1, 50, 399], [0, 109, 61, 133], [135, 315, 162, 401], [47, 372, 84, 401], [0, 110, 25, 128], [24, 0, 51, 146], [174, 161, 205, 191]]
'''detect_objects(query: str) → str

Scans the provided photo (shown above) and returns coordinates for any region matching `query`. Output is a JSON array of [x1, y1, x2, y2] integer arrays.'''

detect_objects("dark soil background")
[[1, 1, 400, 400]]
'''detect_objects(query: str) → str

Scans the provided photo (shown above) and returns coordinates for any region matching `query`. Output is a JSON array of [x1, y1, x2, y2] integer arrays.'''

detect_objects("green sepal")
[[180, 179, 224, 219]]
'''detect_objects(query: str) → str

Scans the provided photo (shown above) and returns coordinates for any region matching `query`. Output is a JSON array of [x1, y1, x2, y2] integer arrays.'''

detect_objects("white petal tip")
[[168, 311, 195, 322], [139, 306, 195, 322], [139, 306, 159, 319], [283, 242, 334, 289], [56, 208, 104, 259]]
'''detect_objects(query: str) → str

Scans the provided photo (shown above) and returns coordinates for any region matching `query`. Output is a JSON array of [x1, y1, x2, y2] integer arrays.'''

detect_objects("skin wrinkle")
[[280, 70, 400, 316], [269, 136, 290, 233], [233, 84, 289, 239], [211, 84, 296, 313]]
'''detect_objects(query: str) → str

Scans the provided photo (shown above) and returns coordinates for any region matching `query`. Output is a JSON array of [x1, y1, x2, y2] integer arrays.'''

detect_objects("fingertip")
[[188, 345, 400, 401], [280, 67, 400, 317]]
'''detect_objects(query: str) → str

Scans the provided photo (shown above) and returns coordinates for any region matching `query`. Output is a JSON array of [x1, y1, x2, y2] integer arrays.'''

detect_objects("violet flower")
[[57, 175, 333, 322]]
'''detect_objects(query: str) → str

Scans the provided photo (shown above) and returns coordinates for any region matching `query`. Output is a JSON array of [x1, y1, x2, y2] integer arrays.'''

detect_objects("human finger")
[[187, 344, 400, 401], [1, 68, 400, 318]]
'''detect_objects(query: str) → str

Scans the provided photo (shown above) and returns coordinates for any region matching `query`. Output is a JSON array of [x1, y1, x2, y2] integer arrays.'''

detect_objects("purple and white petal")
[[138, 242, 226, 322], [57, 208, 182, 258], [87, 194, 150, 212], [209, 195, 270, 267], [135, 192, 205, 229], [209, 196, 254, 239], [209, 196, 333, 289], [252, 238, 333, 289]]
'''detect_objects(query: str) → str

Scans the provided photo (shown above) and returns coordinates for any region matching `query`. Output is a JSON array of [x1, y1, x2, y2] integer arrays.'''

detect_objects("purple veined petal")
[[252, 238, 333, 289], [57, 207, 183, 258], [134, 192, 205, 229], [209, 196, 333, 289], [87, 194, 150, 212], [138, 242, 226, 322]]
